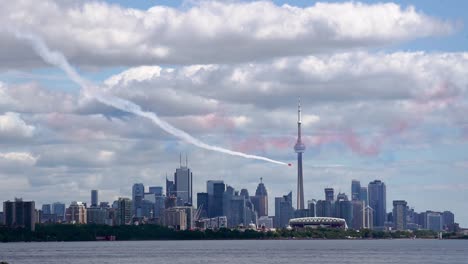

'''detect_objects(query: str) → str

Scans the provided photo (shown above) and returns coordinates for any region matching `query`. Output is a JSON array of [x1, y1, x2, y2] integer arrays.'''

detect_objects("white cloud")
[[0, 1, 455, 67], [0, 112, 35, 139], [0, 151, 37, 165]]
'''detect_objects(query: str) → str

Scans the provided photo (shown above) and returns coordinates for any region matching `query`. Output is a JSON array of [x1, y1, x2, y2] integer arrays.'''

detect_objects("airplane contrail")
[[13, 31, 288, 166]]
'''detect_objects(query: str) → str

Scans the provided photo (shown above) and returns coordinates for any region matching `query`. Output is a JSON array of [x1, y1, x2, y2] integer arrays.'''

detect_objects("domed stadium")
[[289, 217, 348, 229]]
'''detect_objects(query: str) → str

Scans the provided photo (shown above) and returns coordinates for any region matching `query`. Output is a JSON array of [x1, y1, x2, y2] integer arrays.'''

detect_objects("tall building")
[[294, 99, 306, 210], [149, 186, 164, 196], [66, 201, 87, 224], [42, 204, 51, 214], [223, 186, 257, 228], [174, 156, 193, 206], [352, 200, 364, 230], [166, 178, 175, 197], [307, 199, 316, 217], [442, 211, 455, 231], [427, 212, 443, 231], [116, 197, 132, 225], [325, 188, 334, 202], [274, 192, 294, 228], [132, 183, 145, 217], [251, 178, 268, 217], [3, 198, 36, 231], [316, 200, 333, 217], [392, 200, 408, 230], [207, 180, 225, 217], [368, 180, 386, 229], [360, 187, 368, 206], [52, 202, 66, 222], [335, 193, 352, 228], [91, 190, 98, 207], [351, 180, 361, 201], [197, 192, 209, 219], [87, 207, 108, 225]]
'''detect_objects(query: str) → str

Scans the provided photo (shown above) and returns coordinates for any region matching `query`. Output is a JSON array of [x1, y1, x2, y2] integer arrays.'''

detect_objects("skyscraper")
[[3, 198, 36, 231], [325, 188, 334, 202], [251, 178, 268, 217], [116, 197, 132, 225], [360, 187, 368, 206], [294, 99, 306, 210], [197, 192, 209, 219], [351, 180, 361, 201], [368, 180, 386, 229], [42, 204, 51, 214], [132, 183, 145, 217], [66, 201, 87, 224], [207, 180, 225, 217], [174, 156, 193, 206], [91, 190, 98, 207], [52, 202, 66, 222], [392, 200, 408, 230], [274, 192, 294, 228]]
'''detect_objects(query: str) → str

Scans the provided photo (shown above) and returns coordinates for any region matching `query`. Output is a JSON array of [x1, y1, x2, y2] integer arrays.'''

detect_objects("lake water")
[[0, 239, 467, 264]]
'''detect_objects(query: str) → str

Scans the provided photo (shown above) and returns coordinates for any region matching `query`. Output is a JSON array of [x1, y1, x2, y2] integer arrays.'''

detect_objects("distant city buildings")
[[251, 178, 268, 217], [393, 200, 408, 230]]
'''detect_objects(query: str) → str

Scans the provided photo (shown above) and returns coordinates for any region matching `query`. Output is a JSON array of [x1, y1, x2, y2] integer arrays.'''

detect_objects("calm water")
[[0, 240, 467, 264]]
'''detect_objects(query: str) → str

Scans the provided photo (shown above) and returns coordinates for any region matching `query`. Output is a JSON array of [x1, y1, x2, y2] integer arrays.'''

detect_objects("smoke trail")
[[13, 31, 287, 166]]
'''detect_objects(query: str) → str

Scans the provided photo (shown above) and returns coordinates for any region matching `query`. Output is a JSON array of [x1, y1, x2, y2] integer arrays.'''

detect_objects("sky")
[[0, 0, 467, 226]]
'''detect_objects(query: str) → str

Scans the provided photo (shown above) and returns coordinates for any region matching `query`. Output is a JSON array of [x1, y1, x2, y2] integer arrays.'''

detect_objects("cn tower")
[[294, 98, 306, 209]]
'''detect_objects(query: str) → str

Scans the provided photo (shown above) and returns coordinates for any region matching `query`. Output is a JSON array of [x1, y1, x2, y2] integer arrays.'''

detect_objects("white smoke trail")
[[14, 31, 288, 166]]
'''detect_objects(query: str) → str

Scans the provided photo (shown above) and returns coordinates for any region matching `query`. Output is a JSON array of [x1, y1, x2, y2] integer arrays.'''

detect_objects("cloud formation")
[[0, 0, 455, 67]]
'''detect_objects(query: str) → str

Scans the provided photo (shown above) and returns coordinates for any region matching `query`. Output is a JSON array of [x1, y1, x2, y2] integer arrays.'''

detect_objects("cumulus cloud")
[[0, 112, 35, 139], [0, 0, 455, 67]]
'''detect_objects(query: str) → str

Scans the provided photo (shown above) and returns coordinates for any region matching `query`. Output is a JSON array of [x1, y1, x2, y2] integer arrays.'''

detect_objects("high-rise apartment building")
[[274, 192, 294, 228], [3, 198, 36, 231], [132, 183, 145, 217], [91, 190, 98, 207], [66, 201, 87, 224], [368, 180, 386, 229], [392, 200, 408, 230], [116, 197, 132, 225], [351, 180, 361, 201]]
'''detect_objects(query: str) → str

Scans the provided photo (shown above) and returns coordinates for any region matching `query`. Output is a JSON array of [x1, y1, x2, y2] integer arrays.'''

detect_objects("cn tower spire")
[[294, 97, 306, 210]]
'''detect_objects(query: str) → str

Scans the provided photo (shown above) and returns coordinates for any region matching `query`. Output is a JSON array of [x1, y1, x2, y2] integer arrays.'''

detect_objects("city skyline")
[[0, 0, 467, 227]]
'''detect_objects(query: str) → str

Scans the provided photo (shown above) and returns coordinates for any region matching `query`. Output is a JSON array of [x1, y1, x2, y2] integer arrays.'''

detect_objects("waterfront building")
[[289, 217, 347, 229], [274, 191, 294, 228], [442, 211, 455, 231], [392, 200, 408, 230], [427, 212, 443, 231], [294, 99, 306, 210], [91, 190, 98, 207], [351, 180, 361, 201], [258, 216, 274, 229], [174, 156, 193, 206], [325, 188, 334, 202], [251, 178, 268, 217], [163, 207, 188, 230], [116, 197, 132, 225], [368, 180, 386, 229], [352, 200, 364, 230], [132, 183, 145, 217], [3, 198, 36, 231], [87, 207, 108, 225], [52, 202, 66, 222], [66, 201, 87, 224]]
